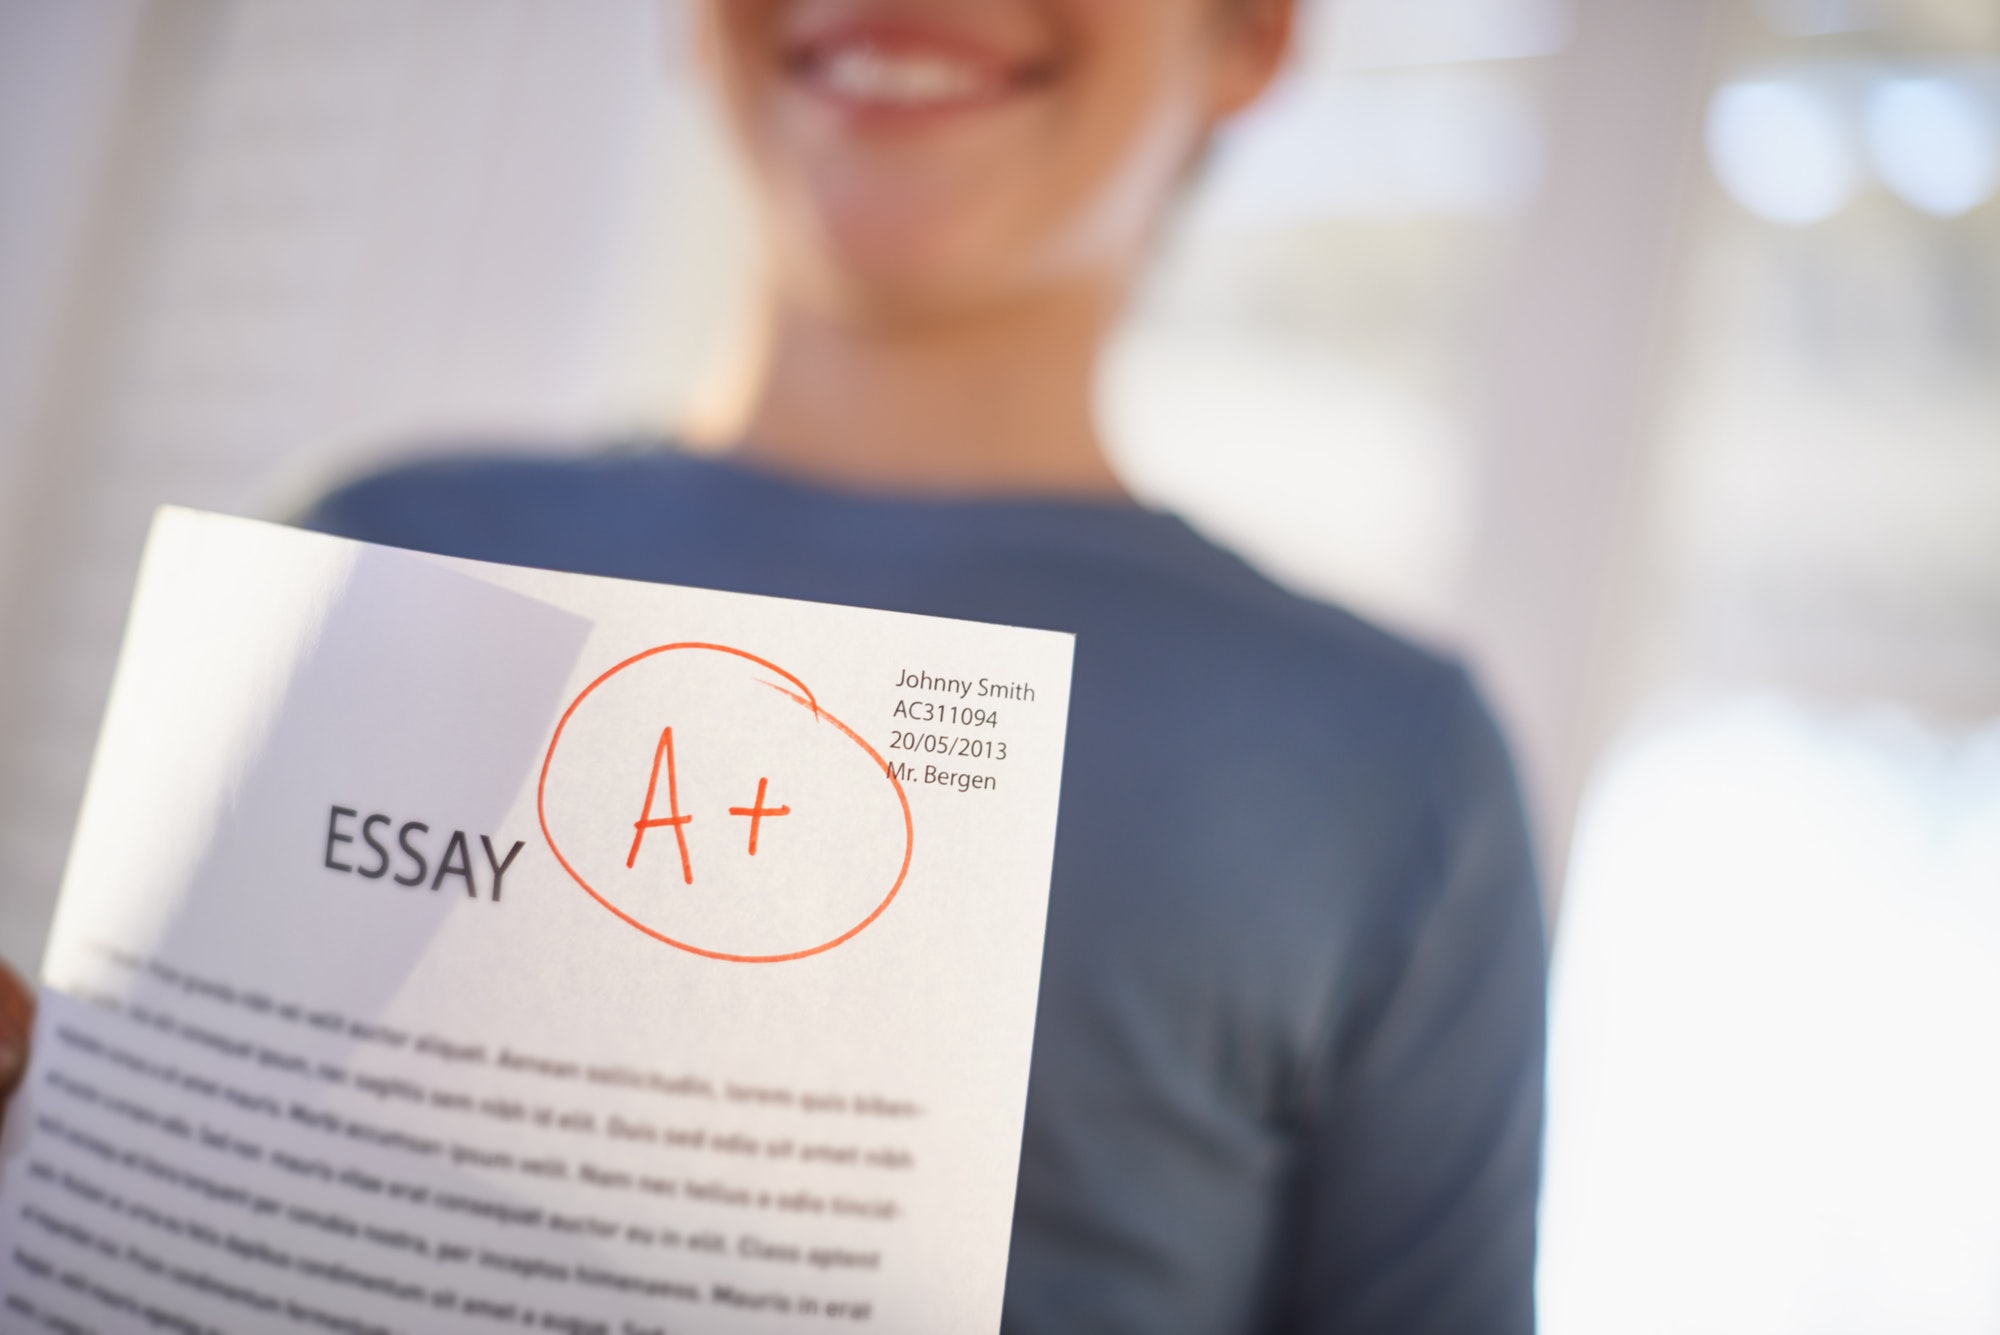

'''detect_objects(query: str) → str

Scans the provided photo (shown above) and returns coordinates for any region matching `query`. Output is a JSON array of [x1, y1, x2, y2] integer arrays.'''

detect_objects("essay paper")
[[0, 507, 1073, 1335]]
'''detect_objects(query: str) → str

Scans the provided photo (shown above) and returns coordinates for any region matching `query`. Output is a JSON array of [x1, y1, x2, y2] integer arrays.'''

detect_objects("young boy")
[[6, 3, 1546, 1330]]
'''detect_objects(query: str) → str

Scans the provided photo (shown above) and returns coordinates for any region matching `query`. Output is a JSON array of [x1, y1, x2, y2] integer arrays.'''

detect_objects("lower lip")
[[795, 85, 1015, 127]]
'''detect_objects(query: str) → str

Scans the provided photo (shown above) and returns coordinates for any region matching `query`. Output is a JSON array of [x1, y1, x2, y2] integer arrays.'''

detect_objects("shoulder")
[[1110, 524, 1533, 899], [292, 447, 774, 583], [1083, 514, 1495, 766], [294, 448, 671, 557]]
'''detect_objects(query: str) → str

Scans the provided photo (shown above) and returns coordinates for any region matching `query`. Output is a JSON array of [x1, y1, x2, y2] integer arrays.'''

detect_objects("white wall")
[[0, 0, 754, 971]]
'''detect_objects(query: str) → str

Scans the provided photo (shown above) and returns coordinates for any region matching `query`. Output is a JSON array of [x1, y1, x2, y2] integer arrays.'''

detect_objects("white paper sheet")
[[0, 507, 1073, 1335]]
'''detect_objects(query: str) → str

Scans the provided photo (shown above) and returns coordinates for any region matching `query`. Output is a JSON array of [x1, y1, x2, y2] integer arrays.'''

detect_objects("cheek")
[[1039, 27, 1211, 266]]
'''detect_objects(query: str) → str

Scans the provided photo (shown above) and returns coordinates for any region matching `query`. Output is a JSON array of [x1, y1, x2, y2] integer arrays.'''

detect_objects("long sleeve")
[[1286, 672, 1547, 1334]]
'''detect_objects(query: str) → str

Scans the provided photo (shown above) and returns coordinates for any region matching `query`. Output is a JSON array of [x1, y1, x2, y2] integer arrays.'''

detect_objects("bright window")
[[1542, 700, 2000, 1334]]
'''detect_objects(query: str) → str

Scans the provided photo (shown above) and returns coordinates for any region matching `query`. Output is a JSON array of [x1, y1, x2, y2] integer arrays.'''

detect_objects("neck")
[[690, 282, 1129, 500]]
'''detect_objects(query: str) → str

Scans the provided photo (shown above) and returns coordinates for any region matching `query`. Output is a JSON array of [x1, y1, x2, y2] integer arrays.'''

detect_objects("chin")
[[801, 241, 1019, 320], [786, 187, 1046, 316]]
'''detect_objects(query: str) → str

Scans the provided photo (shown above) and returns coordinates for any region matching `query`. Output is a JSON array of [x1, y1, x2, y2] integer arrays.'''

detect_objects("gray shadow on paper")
[[61, 545, 708, 1303], [139, 544, 591, 1018]]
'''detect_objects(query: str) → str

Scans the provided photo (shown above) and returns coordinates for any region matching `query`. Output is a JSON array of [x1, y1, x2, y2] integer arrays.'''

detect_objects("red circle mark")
[[537, 643, 914, 963]]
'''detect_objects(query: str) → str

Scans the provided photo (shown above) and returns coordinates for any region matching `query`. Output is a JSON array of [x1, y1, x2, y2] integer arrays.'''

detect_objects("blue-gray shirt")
[[299, 448, 1545, 1335]]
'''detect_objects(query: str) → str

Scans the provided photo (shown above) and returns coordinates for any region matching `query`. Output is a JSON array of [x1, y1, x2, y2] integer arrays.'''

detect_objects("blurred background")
[[0, 0, 1995, 1327]]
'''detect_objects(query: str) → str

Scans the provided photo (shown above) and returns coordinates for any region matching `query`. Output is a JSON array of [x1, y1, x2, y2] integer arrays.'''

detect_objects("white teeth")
[[818, 46, 985, 105]]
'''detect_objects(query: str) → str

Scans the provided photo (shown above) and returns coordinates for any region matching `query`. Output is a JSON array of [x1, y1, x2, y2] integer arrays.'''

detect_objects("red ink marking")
[[727, 777, 790, 856], [539, 643, 914, 964], [628, 726, 695, 884]]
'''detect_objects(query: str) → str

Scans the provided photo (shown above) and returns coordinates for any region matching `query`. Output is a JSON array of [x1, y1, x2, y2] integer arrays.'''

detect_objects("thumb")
[[0, 958, 33, 1097]]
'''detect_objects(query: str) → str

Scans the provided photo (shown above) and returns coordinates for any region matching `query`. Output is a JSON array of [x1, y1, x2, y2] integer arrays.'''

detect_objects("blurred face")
[[696, 0, 1289, 321]]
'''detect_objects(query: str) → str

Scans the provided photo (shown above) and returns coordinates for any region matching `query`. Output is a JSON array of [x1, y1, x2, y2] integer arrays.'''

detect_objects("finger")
[[0, 958, 33, 1096]]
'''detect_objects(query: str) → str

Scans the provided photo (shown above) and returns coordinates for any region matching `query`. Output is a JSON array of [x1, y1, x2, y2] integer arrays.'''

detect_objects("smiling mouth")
[[786, 29, 1055, 115]]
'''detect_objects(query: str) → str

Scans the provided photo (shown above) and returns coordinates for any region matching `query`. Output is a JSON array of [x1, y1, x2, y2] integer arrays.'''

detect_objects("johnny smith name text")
[[895, 669, 1035, 702]]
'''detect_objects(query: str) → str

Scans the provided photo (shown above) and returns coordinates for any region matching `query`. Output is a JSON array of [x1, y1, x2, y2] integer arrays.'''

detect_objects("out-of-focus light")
[[1540, 700, 2000, 1335], [1192, 69, 1544, 226], [1753, 0, 1884, 36], [1708, 80, 1857, 225], [1865, 77, 2000, 217], [1305, 0, 1574, 70]]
